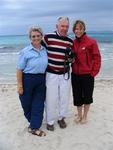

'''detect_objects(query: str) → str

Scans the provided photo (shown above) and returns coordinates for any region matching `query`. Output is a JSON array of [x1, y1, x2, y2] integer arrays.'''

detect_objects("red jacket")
[[72, 34, 101, 77]]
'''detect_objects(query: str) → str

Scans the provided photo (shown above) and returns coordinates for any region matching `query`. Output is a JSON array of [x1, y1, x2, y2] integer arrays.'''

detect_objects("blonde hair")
[[29, 26, 43, 38], [73, 20, 86, 32]]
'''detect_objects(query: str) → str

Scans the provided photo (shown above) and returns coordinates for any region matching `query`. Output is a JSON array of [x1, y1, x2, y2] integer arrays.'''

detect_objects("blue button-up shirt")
[[17, 44, 48, 74]]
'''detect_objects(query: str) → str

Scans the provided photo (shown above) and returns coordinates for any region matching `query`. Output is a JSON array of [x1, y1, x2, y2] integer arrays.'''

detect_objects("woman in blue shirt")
[[16, 26, 48, 136]]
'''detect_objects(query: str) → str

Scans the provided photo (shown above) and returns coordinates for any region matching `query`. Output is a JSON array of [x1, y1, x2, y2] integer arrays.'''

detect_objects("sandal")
[[31, 129, 46, 137]]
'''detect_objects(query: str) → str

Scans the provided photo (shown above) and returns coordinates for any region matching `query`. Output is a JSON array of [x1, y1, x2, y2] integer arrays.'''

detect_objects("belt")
[[47, 70, 68, 75], [23, 73, 45, 75]]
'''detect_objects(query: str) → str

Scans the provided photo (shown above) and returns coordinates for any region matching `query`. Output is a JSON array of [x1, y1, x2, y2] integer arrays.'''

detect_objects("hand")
[[91, 71, 97, 77], [72, 58, 75, 63], [17, 85, 23, 95]]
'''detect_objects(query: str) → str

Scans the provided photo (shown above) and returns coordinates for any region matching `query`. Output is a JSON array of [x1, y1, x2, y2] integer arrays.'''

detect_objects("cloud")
[[0, 0, 113, 35]]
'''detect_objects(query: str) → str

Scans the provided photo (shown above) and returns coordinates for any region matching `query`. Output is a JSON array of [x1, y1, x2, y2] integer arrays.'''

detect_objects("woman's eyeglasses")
[[31, 35, 42, 38]]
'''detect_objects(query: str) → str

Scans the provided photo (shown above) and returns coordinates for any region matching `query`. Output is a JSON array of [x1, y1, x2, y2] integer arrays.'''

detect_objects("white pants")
[[45, 72, 71, 125]]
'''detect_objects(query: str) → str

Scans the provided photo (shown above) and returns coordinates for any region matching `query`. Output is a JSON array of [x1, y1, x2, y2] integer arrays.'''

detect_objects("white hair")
[[57, 16, 69, 25], [28, 26, 43, 38]]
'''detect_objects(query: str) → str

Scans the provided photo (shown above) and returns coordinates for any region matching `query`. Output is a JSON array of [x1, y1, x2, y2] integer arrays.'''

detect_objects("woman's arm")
[[16, 69, 23, 95]]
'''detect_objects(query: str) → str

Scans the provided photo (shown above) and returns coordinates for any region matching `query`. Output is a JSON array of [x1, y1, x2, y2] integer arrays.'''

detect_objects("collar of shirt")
[[55, 31, 69, 37], [28, 43, 45, 52]]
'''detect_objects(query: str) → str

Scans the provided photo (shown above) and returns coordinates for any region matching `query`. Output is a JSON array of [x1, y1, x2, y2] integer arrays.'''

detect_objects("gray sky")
[[0, 0, 113, 35]]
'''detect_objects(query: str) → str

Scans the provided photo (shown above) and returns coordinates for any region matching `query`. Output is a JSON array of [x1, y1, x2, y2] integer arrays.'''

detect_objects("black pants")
[[71, 73, 94, 106]]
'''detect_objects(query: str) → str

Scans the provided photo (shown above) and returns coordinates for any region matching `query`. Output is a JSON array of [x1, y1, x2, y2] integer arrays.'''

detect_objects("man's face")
[[56, 20, 69, 36]]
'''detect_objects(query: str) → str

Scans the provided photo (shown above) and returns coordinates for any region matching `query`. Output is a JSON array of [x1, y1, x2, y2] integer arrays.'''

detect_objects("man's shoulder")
[[45, 32, 56, 37], [44, 32, 73, 45], [65, 36, 73, 43]]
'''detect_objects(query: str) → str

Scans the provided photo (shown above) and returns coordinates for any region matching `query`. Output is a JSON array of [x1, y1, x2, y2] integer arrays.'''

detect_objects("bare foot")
[[75, 116, 82, 124], [80, 118, 88, 124]]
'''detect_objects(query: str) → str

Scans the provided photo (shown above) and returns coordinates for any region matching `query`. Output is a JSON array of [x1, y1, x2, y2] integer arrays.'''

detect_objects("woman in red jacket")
[[71, 20, 101, 124]]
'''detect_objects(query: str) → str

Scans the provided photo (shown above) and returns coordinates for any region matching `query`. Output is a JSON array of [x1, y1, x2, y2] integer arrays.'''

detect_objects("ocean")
[[0, 31, 113, 82]]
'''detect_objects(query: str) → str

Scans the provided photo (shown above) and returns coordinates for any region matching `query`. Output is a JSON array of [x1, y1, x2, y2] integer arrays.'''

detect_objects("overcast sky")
[[0, 0, 113, 35]]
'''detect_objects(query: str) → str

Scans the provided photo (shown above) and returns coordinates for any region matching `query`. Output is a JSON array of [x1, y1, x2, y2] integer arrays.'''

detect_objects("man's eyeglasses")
[[31, 35, 42, 38]]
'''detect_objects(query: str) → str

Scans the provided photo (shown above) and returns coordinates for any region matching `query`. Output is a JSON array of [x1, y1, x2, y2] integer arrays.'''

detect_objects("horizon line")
[[0, 30, 113, 37]]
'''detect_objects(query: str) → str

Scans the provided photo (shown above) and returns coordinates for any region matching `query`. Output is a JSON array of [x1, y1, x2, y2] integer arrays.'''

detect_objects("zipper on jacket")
[[76, 42, 80, 74], [86, 50, 89, 66]]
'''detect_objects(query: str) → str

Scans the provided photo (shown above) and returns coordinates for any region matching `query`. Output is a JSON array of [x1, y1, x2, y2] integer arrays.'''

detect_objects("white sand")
[[0, 80, 113, 150]]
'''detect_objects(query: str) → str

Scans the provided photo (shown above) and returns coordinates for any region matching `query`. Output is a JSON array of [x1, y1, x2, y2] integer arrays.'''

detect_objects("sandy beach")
[[0, 79, 113, 150]]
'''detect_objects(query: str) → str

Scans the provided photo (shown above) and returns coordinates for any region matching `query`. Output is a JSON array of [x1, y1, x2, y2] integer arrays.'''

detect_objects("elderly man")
[[42, 17, 73, 131]]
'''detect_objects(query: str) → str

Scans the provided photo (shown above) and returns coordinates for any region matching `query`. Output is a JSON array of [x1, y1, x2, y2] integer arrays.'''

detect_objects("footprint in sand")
[[97, 132, 113, 143], [71, 143, 90, 150], [17, 127, 28, 136]]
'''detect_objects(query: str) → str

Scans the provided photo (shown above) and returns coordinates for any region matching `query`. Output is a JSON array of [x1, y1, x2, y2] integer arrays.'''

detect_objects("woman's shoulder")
[[20, 44, 32, 53], [41, 45, 48, 53], [85, 34, 97, 44]]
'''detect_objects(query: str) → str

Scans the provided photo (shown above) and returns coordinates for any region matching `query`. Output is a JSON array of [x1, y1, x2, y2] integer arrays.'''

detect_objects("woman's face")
[[30, 31, 42, 45], [74, 24, 84, 38]]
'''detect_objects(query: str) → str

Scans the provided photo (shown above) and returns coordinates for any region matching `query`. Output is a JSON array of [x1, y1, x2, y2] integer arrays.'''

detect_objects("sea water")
[[0, 31, 113, 82]]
